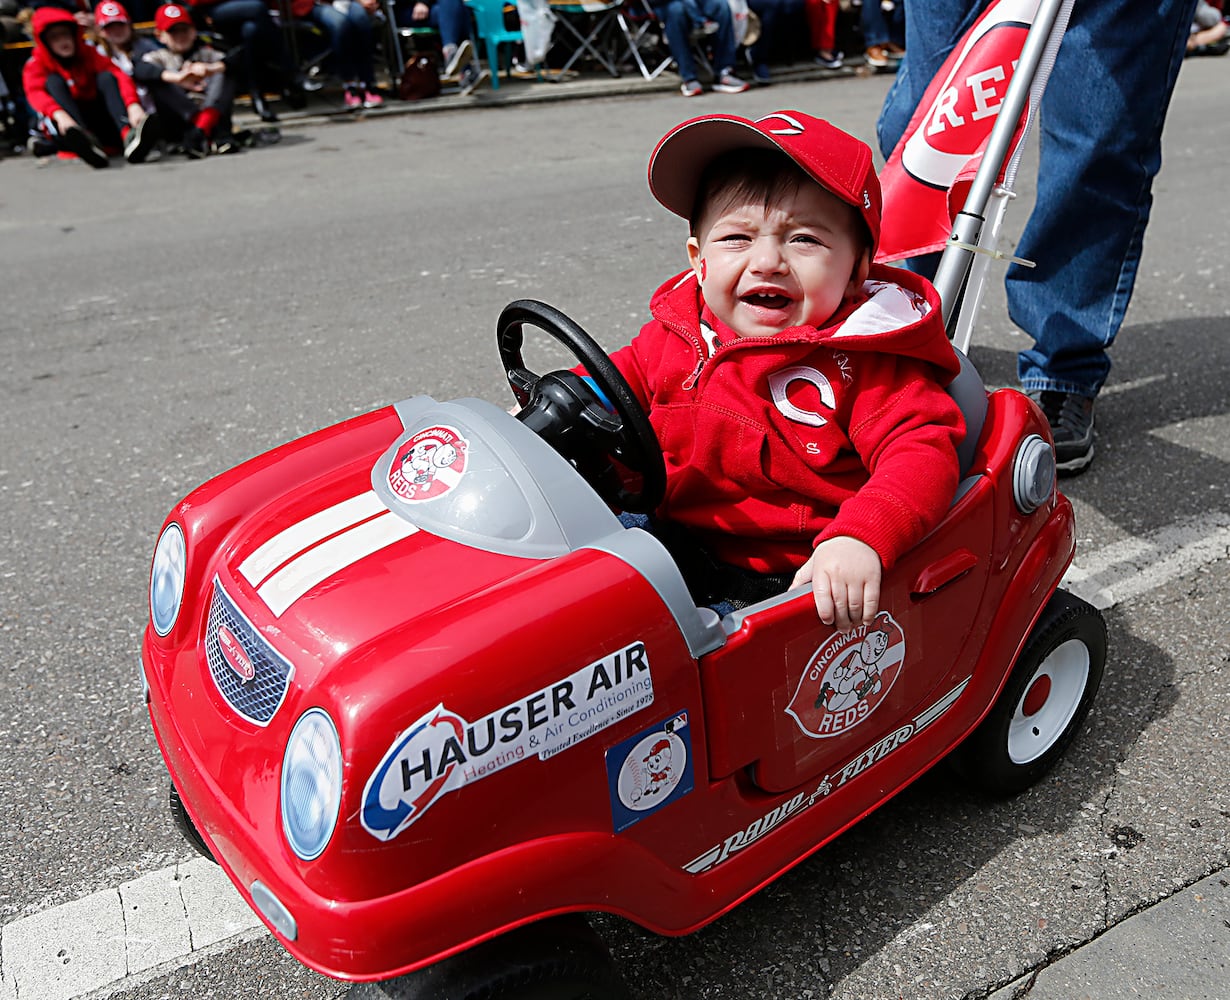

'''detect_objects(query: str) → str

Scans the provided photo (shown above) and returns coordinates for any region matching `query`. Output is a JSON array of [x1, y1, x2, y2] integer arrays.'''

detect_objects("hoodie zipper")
[[681, 356, 706, 391]]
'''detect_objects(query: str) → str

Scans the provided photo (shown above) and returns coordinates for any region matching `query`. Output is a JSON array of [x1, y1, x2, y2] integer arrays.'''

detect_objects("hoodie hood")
[[32, 5, 82, 56], [650, 262, 961, 383]]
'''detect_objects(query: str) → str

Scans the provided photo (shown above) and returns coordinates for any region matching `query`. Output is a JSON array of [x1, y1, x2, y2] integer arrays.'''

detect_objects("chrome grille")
[[205, 579, 294, 726]]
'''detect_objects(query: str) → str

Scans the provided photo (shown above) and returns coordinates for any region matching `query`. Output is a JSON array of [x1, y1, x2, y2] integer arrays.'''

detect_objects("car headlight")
[[150, 523, 186, 637], [1013, 434, 1056, 514], [281, 709, 342, 861]]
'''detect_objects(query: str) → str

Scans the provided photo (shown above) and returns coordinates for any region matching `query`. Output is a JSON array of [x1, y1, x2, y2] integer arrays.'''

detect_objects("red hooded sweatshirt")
[[23, 6, 139, 120], [609, 263, 965, 575]]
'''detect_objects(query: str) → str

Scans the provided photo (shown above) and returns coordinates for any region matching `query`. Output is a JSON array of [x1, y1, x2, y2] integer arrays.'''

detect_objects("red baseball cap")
[[95, 1, 130, 26], [155, 4, 194, 31], [647, 110, 882, 251]]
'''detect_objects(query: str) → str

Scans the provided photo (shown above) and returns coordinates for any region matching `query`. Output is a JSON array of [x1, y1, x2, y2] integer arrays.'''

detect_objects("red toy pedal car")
[[142, 298, 1105, 999]]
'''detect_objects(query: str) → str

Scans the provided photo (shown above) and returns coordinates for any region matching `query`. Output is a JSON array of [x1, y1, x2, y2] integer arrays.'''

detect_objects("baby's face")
[[687, 183, 868, 339]]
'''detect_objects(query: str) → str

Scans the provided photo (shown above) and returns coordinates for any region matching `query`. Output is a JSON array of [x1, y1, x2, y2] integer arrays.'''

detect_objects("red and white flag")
[[876, 0, 1067, 263]]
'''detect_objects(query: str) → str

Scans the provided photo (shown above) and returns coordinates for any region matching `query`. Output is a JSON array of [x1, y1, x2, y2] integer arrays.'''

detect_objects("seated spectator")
[[22, 4, 154, 166], [91, 0, 161, 111], [805, 0, 842, 67], [291, 0, 384, 108], [747, 0, 844, 83], [652, 0, 748, 96], [861, 0, 903, 68], [396, 0, 472, 77], [135, 2, 237, 156], [1188, 0, 1229, 55], [188, 0, 303, 121]]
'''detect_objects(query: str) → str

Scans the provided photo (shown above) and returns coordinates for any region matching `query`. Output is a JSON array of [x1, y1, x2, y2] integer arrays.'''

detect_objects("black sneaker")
[[61, 125, 109, 168], [182, 126, 209, 160], [124, 112, 159, 164], [1028, 390, 1095, 474]]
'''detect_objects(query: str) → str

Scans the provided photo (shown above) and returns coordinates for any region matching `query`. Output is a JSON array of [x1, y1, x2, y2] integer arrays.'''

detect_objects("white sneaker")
[[711, 70, 749, 94], [443, 39, 472, 79], [680, 79, 703, 97]]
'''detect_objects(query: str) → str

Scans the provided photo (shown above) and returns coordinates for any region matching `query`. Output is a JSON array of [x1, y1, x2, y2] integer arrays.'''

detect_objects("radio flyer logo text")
[[786, 612, 905, 738], [361, 641, 653, 841], [685, 677, 968, 874], [606, 713, 693, 832], [387, 425, 468, 503]]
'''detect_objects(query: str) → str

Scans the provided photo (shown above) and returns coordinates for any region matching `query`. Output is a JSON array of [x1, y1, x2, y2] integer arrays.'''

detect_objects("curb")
[[231, 60, 869, 132]]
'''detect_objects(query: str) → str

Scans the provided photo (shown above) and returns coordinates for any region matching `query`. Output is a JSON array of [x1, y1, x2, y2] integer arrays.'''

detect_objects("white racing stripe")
[[257, 511, 420, 617], [239, 491, 389, 588]]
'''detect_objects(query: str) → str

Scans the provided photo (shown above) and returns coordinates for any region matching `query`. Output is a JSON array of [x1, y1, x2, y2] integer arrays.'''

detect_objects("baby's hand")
[[792, 536, 882, 633]]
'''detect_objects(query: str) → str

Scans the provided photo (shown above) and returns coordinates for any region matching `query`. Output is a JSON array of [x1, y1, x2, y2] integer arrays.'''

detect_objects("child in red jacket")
[[613, 110, 965, 631], [22, 5, 154, 166]]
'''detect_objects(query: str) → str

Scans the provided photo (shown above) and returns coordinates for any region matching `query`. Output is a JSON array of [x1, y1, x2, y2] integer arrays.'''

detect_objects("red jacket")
[[610, 264, 965, 574], [23, 6, 140, 119]]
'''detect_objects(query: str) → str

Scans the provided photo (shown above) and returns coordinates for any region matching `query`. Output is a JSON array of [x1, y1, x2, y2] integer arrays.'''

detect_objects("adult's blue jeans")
[[398, 0, 471, 51], [877, 0, 1197, 398], [862, 0, 904, 48], [304, 1, 378, 85], [654, 0, 739, 82]]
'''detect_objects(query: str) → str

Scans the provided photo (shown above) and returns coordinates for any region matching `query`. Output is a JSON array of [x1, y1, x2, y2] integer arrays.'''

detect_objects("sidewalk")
[[985, 872, 1230, 998]]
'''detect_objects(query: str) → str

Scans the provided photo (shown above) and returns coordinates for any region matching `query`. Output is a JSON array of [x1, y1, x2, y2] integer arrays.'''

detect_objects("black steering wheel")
[[497, 299, 665, 514]]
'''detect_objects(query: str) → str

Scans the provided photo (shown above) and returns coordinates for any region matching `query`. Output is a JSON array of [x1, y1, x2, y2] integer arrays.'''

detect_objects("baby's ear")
[[687, 236, 703, 279], [848, 246, 872, 294]]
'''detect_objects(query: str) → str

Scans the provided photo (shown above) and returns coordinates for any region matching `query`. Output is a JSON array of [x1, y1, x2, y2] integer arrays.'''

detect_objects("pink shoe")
[[343, 88, 363, 110], [362, 89, 384, 109]]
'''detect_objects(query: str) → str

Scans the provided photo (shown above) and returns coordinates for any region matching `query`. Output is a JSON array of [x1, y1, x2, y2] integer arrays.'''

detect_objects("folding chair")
[[620, 0, 710, 81], [548, 0, 623, 77]]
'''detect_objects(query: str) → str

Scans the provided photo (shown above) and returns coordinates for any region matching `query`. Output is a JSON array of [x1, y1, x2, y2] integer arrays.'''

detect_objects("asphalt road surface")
[[1, 55, 1228, 1000]]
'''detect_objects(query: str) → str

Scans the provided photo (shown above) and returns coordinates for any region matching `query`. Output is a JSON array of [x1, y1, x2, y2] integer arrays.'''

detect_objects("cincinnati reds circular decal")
[[616, 730, 687, 811], [388, 425, 469, 503], [786, 612, 906, 739]]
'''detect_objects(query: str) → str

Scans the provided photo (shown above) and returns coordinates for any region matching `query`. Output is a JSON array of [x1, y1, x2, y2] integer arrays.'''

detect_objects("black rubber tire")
[[169, 781, 216, 863], [951, 588, 1106, 796], [347, 915, 630, 1000]]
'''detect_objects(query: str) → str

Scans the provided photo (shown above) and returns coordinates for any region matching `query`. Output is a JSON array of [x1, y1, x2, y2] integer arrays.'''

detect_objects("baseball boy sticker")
[[606, 713, 694, 832], [388, 425, 468, 503], [786, 612, 906, 739]]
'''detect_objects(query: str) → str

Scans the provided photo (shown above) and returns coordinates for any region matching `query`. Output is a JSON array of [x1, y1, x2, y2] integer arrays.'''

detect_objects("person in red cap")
[[92, 2, 161, 120], [21, 4, 153, 165], [134, 3, 237, 157], [608, 110, 964, 631]]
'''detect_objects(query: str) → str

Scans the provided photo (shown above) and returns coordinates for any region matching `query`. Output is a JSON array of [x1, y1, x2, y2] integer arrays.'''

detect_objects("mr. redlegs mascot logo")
[[877, 0, 1047, 261], [786, 613, 906, 738]]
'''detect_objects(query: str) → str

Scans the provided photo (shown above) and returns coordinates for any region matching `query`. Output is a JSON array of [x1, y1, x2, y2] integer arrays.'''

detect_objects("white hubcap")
[[1008, 638, 1090, 765]]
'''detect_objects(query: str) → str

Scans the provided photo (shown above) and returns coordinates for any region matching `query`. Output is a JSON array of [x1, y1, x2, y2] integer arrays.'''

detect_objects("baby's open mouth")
[[742, 292, 792, 309]]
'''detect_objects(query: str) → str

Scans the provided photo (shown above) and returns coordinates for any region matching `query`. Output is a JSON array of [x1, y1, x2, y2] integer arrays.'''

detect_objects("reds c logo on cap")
[[755, 112, 805, 137], [165, 5, 182, 16]]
